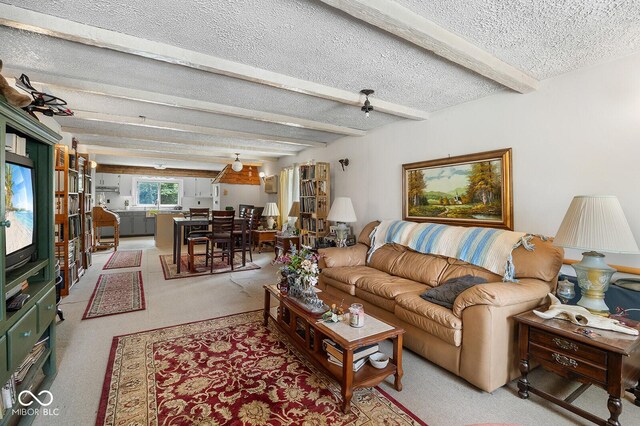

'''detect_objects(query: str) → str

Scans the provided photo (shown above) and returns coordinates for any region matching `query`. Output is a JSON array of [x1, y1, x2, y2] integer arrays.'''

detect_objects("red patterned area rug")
[[96, 311, 427, 426], [103, 250, 143, 270], [82, 271, 145, 320], [159, 254, 260, 280]]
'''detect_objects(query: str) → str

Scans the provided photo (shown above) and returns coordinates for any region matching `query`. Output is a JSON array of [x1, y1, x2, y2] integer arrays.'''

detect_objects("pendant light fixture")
[[360, 89, 374, 118], [231, 153, 243, 172]]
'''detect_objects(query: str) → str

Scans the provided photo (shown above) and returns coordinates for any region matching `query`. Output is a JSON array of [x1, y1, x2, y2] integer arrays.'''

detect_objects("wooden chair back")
[[189, 208, 210, 218]]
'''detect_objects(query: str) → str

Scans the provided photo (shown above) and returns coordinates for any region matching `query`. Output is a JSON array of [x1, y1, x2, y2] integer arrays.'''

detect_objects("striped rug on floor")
[[83, 271, 145, 320], [103, 250, 143, 270]]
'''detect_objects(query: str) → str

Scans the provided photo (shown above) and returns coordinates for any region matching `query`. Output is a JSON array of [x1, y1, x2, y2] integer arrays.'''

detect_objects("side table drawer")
[[37, 286, 57, 333], [530, 328, 607, 365], [7, 306, 39, 371], [530, 343, 607, 384]]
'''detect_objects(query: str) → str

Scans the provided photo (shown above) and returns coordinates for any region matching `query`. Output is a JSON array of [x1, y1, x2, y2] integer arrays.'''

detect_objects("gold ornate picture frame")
[[402, 148, 513, 230]]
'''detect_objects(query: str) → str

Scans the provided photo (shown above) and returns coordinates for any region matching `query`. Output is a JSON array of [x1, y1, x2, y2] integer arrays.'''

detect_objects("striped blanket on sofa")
[[369, 220, 533, 281]]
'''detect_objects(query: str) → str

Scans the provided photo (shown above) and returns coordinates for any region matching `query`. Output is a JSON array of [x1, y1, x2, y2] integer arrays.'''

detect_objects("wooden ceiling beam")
[[63, 128, 295, 158], [7, 73, 366, 136], [319, 0, 538, 93], [67, 110, 324, 147], [0, 4, 430, 120], [96, 164, 219, 178], [82, 145, 265, 165]]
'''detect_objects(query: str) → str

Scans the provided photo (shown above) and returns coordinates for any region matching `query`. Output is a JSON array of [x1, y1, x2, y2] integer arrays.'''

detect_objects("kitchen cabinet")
[[195, 178, 213, 197], [183, 177, 196, 197], [145, 216, 156, 235], [100, 173, 120, 187], [119, 174, 133, 196], [133, 214, 145, 235], [119, 213, 134, 236], [95, 172, 104, 185]]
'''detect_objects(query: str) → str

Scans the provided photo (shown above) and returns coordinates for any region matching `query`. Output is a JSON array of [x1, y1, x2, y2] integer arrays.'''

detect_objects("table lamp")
[[554, 195, 639, 315], [287, 201, 300, 234], [262, 202, 280, 230], [327, 197, 357, 247]]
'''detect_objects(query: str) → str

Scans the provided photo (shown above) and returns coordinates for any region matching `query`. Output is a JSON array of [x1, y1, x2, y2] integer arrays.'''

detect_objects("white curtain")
[[278, 166, 300, 226]]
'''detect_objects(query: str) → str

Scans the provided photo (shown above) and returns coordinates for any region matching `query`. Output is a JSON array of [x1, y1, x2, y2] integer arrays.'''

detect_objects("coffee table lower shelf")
[[264, 285, 404, 413]]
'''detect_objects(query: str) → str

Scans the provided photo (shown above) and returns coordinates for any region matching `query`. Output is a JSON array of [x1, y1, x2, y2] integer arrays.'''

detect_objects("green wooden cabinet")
[[0, 95, 60, 424]]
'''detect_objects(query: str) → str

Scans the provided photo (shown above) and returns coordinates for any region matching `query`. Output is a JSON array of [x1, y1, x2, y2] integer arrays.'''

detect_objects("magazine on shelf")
[[327, 355, 368, 372], [322, 339, 379, 361]]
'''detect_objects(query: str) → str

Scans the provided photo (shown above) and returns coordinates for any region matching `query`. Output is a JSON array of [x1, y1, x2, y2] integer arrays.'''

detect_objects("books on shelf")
[[327, 355, 368, 372], [15, 337, 49, 384], [323, 339, 379, 362]]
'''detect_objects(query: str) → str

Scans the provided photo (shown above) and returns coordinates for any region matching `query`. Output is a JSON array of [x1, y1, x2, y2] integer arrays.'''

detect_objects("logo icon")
[[18, 390, 53, 407]]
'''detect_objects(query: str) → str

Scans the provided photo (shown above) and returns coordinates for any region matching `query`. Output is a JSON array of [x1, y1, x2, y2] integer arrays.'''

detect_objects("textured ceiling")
[[2, 0, 640, 169], [397, 0, 640, 79], [2, 0, 503, 109]]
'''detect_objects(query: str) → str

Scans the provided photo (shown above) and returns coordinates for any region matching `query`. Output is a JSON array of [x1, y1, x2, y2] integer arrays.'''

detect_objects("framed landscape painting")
[[402, 148, 513, 230]]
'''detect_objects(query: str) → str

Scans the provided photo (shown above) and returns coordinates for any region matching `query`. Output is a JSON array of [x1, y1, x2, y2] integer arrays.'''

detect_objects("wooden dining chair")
[[233, 207, 257, 262], [186, 208, 211, 272], [238, 204, 254, 218], [207, 210, 236, 271]]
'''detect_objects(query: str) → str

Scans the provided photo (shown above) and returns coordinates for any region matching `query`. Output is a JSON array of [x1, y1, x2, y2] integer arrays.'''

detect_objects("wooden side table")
[[275, 235, 300, 259], [252, 229, 277, 253], [515, 311, 640, 426]]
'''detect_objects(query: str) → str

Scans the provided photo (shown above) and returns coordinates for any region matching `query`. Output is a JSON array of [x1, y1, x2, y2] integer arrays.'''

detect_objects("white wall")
[[220, 183, 264, 211], [278, 53, 640, 268]]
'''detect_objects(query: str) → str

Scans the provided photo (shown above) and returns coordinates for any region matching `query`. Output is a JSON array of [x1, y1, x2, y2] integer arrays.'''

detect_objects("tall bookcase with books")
[[54, 144, 81, 296], [78, 153, 93, 271], [299, 162, 330, 247], [1, 96, 59, 423]]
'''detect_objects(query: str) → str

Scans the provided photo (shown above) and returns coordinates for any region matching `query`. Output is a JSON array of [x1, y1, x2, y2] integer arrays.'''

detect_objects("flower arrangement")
[[274, 245, 320, 288]]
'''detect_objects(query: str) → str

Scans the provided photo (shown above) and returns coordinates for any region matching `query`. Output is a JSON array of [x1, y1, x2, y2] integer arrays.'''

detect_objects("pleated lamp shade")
[[327, 197, 357, 223], [262, 202, 280, 217], [554, 195, 639, 254]]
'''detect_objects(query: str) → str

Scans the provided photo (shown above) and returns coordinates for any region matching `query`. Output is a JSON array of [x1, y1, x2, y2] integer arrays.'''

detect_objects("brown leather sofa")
[[317, 221, 564, 393]]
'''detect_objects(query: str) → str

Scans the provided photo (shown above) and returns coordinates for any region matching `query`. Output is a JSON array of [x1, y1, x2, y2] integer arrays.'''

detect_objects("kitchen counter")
[[155, 212, 188, 248]]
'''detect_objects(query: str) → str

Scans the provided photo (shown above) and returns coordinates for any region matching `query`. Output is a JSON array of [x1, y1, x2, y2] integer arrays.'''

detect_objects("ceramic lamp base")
[[572, 251, 616, 316], [267, 216, 275, 229]]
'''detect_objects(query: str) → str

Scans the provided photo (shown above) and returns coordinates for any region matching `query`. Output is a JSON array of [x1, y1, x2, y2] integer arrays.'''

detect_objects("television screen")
[[5, 160, 34, 256]]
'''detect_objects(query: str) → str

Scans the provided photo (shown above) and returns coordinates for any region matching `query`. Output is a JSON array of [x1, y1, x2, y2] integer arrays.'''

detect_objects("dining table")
[[172, 216, 248, 273]]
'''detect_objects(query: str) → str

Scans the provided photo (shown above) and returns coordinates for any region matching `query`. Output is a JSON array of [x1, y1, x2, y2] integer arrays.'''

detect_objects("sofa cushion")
[[390, 250, 450, 286], [357, 221, 380, 247], [368, 243, 406, 275], [320, 244, 368, 268], [512, 236, 563, 282], [437, 259, 502, 285], [395, 293, 463, 346], [421, 275, 488, 309], [355, 274, 428, 300], [321, 266, 389, 296]]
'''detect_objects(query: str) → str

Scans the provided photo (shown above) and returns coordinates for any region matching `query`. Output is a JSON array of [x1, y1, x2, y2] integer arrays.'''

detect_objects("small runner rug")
[[159, 253, 260, 280], [82, 271, 145, 320], [96, 311, 426, 426], [103, 250, 143, 270]]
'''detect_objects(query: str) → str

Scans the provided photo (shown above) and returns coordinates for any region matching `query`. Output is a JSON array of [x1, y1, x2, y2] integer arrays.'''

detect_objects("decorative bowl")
[[369, 352, 389, 369]]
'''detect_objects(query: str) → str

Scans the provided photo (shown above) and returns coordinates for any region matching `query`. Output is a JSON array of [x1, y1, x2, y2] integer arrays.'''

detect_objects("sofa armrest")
[[452, 278, 552, 317], [318, 243, 368, 268]]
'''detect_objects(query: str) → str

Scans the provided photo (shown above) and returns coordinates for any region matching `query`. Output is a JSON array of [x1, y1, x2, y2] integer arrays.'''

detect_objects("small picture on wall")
[[402, 148, 513, 230]]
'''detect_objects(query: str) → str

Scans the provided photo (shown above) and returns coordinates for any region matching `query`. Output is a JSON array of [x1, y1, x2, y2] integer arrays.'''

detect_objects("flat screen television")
[[5, 151, 36, 272]]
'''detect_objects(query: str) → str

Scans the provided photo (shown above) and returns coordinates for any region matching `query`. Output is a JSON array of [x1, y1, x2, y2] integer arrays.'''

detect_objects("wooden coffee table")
[[263, 284, 404, 413]]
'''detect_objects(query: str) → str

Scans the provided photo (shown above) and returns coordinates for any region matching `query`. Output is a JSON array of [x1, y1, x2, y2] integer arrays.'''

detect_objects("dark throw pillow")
[[420, 275, 488, 309]]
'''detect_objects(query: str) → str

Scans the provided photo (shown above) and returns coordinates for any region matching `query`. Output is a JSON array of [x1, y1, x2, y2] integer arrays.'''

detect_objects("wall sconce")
[[339, 158, 349, 171], [259, 171, 266, 182], [90, 160, 97, 169]]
